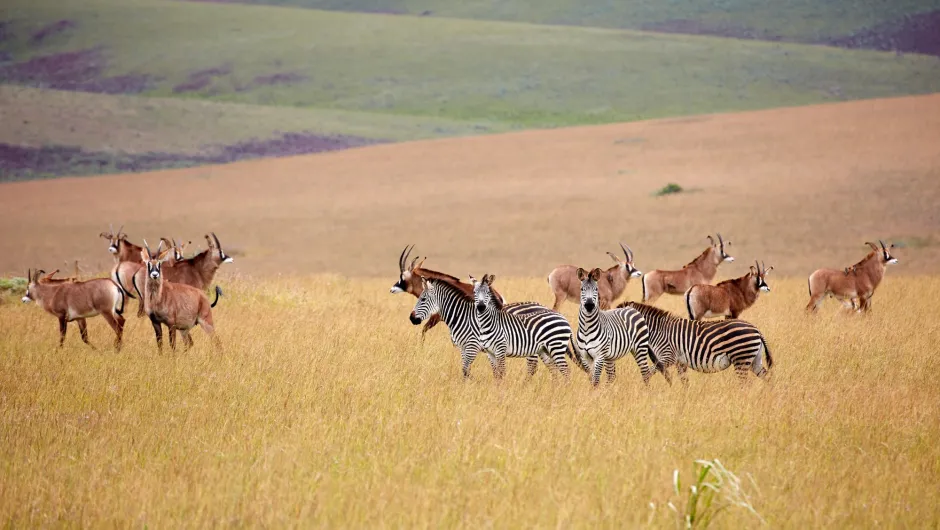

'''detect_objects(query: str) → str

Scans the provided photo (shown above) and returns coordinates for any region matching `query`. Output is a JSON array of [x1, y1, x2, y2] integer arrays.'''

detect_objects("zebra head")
[[577, 267, 602, 314], [410, 278, 438, 325], [471, 274, 497, 315]]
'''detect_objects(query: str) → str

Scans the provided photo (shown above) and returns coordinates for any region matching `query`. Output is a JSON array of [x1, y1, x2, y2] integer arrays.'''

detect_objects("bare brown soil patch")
[[1, 94, 938, 279]]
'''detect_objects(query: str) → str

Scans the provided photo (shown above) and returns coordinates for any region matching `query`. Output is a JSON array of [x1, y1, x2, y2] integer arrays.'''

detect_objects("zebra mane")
[[618, 301, 681, 321], [418, 268, 505, 306]]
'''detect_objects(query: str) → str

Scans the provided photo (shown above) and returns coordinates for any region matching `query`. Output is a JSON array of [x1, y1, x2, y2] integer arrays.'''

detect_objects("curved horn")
[[754, 260, 760, 274], [620, 242, 633, 261], [399, 244, 414, 273], [717, 233, 724, 246], [117, 225, 124, 238], [865, 241, 879, 251], [211, 232, 221, 250], [143, 238, 152, 258], [879, 239, 886, 250]]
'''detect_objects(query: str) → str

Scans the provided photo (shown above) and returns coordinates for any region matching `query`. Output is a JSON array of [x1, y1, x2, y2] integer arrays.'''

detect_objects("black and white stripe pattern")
[[471, 274, 571, 379], [574, 268, 663, 386], [410, 278, 549, 378], [621, 302, 773, 383]]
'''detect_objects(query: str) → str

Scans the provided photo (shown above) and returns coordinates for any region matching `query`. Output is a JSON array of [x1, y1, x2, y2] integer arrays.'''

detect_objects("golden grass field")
[[1, 274, 938, 528]]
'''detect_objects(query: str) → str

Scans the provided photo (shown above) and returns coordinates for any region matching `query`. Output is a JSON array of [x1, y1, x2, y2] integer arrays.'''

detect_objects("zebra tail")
[[761, 335, 774, 369], [566, 338, 589, 373]]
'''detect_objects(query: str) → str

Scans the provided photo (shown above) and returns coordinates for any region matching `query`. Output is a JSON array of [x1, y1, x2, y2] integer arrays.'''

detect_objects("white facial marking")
[[631, 270, 642, 278], [22, 296, 31, 303], [760, 285, 770, 292], [390, 285, 403, 294], [724, 256, 735, 262], [109, 246, 118, 253], [223, 256, 234, 264], [888, 258, 898, 265]]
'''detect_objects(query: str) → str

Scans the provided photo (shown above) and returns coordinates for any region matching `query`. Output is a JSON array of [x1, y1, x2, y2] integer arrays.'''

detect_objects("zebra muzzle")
[[409, 312, 422, 325]]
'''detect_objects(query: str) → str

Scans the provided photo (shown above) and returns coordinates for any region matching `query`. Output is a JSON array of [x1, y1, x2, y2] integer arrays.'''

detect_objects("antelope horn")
[[717, 233, 724, 246], [211, 232, 221, 250], [620, 242, 633, 261], [865, 241, 879, 251], [879, 239, 886, 250], [415, 257, 426, 271], [143, 238, 152, 258], [399, 244, 414, 273], [754, 260, 760, 274], [117, 225, 124, 238], [409, 255, 420, 270]]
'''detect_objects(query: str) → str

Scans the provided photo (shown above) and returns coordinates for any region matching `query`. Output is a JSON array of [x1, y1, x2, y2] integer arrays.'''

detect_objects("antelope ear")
[[140, 249, 149, 262], [577, 267, 587, 281], [765, 266, 774, 274]]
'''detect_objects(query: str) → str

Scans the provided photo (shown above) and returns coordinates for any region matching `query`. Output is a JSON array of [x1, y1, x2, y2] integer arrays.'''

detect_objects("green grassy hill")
[[1, 0, 939, 179], [202, 0, 940, 44]]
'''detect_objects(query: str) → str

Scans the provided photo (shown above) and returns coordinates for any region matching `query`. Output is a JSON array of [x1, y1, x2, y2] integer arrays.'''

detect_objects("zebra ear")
[[590, 268, 602, 282], [577, 267, 587, 281], [484, 274, 495, 285]]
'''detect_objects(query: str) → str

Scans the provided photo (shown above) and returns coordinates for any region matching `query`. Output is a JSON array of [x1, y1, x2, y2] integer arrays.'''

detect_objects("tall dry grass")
[[0, 275, 938, 528]]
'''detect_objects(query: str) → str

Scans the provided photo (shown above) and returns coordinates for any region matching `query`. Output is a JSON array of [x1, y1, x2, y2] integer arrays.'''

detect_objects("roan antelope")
[[390, 244, 506, 338], [642, 234, 734, 304], [547, 242, 642, 311], [100, 224, 144, 264], [133, 241, 223, 352], [806, 240, 898, 313], [21, 269, 126, 350], [685, 260, 773, 320]]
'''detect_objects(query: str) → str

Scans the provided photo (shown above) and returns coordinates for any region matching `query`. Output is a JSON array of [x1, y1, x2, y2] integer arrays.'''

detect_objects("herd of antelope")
[[15, 227, 899, 386], [20, 225, 234, 352], [391, 236, 899, 385]]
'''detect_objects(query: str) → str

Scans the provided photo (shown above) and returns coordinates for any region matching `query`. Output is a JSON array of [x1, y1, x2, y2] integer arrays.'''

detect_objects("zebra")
[[471, 274, 572, 380], [574, 267, 668, 387], [409, 276, 553, 378], [619, 301, 773, 384]]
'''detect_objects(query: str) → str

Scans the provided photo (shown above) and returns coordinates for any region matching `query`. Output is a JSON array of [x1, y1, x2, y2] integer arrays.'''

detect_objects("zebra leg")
[[492, 348, 507, 380], [526, 356, 538, 378], [677, 363, 690, 386], [546, 344, 570, 378], [460, 346, 479, 379], [604, 361, 616, 385], [591, 355, 605, 387]]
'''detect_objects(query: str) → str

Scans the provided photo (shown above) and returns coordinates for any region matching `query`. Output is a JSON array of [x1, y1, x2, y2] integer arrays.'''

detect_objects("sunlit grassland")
[[0, 275, 938, 527]]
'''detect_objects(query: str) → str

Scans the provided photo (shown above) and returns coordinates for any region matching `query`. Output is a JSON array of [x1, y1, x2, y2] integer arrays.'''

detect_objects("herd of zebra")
[[390, 235, 899, 386]]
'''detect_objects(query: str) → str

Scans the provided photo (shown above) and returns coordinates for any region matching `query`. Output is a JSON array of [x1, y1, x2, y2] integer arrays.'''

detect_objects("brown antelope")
[[36, 268, 77, 284], [806, 240, 898, 313], [642, 234, 735, 304], [123, 233, 232, 317], [133, 241, 223, 352], [686, 260, 773, 320], [21, 269, 126, 350], [547, 242, 641, 311], [100, 224, 144, 264], [389, 244, 507, 337]]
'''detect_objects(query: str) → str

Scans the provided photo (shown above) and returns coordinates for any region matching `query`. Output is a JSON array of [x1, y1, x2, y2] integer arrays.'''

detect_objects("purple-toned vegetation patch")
[[640, 19, 784, 41], [30, 19, 76, 45], [173, 65, 231, 93], [826, 11, 940, 56], [0, 48, 158, 94], [236, 71, 308, 92], [0, 133, 386, 181], [0, 22, 11, 43]]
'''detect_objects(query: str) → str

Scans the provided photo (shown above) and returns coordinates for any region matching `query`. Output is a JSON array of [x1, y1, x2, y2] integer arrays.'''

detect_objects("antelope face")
[[578, 267, 602, 314], [757, 274, 770, 293], [391, 270, 412, 295], [882, 242, 898, 265], [22, 270, 36, 303], [410, 279, 437, 325], [627, 261, 642, 278], [472, 274, 496, 315]]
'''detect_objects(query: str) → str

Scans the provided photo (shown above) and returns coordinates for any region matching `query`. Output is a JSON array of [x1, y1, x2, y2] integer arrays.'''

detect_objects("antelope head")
[[140, 240, 172, 280], [171, 238, 192, 261], [709, 233, 734, 263], [606, 242, 642, 278], [750, 260, 773, 292], [21, 269, 40, 303], [390, 244, 423, 294], [99, 223, 125, 254], [205, 232, 234, 265], [868, 240, 898, 266]]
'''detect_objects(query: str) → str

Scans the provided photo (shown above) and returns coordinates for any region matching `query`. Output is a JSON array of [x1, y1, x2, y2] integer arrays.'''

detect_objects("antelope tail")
[[641, 273, 648, 302], [116, 285, 125, 316], [211, 285, 223, 308]]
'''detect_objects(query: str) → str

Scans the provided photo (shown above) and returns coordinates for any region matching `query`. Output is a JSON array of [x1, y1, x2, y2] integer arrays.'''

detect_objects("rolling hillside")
[[2, 0, 939, 179], [1, 94, 938, 279]]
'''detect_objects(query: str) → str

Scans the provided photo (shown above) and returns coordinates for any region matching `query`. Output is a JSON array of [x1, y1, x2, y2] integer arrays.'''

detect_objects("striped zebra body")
[[574, 267, 663, 386], [410, 278, 551, 378], [472, 274, 571, 379], [621, 302, 773, 383]]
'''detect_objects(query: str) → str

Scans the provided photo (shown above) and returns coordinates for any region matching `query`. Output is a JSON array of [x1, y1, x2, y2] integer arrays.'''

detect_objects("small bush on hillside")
[[655, 183, 684, 196]]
